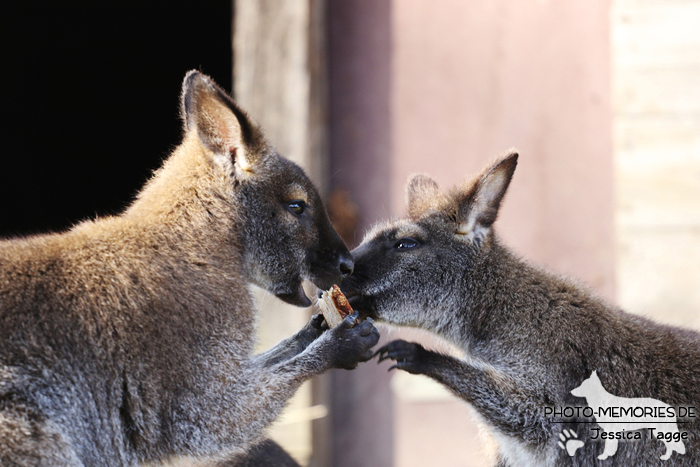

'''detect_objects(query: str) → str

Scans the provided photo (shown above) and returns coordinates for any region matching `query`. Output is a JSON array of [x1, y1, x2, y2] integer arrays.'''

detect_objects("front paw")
[[295, 313, 327, 352], [375, 340, 432, 375], [327, 312, 380, 370]]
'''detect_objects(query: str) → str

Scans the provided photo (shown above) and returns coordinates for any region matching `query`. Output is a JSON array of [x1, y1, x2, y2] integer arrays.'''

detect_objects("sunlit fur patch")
[[236, 150, 253, 173], [285, 184, 309, 204], [395, 224, 428, 242], [361, 218, 402, 244]]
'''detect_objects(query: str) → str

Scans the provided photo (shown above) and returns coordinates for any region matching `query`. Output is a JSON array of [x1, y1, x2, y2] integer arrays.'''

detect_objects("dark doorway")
[[0, 1, 231, 238]]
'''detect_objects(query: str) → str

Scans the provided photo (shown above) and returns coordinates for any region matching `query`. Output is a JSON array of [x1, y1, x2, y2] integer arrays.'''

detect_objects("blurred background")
[[2, 0, 699, 466]]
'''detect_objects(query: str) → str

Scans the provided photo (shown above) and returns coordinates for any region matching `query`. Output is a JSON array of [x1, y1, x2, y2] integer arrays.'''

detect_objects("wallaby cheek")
[[375, 299, 424, 327], [246, 222, 305, 290]]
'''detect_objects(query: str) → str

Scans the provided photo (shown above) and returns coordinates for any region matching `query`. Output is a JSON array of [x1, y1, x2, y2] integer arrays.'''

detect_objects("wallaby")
[[0, 71, 379, 466], [341, 152, 700, 466]]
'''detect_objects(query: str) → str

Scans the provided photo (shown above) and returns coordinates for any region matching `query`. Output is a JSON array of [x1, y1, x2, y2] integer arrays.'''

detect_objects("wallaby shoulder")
[[471, 240, 700, 393]]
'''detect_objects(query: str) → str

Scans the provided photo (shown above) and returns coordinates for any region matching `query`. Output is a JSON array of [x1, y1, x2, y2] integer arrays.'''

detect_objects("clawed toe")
[[373, 340, 431, 375], [360, 349, 374, 362], [310, 313, 325, 328]]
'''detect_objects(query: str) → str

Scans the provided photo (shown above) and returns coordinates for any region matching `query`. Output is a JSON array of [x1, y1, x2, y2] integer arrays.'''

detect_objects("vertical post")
[[233, 1, 328, 464], [326, 2, 395, 467]]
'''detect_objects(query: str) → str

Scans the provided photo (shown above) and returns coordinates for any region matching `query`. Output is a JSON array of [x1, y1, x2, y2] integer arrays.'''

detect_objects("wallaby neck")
[[458, 237, 593, 361], [124, 135, 243, 255]]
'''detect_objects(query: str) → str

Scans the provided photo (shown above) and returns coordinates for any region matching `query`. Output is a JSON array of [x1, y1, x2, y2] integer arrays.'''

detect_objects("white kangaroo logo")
[[570, 371, 686, 461]]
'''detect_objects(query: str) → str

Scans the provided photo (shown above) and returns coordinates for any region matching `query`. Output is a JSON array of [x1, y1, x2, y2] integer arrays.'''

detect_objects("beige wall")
[[613, 0, 700, 330], [391, 0, 614, 298]]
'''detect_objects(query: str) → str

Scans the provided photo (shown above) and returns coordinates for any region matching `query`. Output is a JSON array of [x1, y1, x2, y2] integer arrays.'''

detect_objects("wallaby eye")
[[286, 200, 306, 216], [394, 237, 419, 250]]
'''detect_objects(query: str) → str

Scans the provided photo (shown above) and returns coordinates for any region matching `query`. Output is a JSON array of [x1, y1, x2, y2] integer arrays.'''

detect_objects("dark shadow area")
[[0, 0, 231, 238]]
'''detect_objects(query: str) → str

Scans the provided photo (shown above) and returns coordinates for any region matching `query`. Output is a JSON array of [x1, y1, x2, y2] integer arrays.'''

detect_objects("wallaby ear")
[[407, 175, 447, 219], [455, 151, 518, 245], [181, 70, 264, 174]]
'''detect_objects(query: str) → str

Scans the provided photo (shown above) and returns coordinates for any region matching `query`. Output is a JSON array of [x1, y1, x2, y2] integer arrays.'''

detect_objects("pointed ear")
[[455, 151, 518, 245], [181, 70, 265, 173], [407, 175, 447, 219]]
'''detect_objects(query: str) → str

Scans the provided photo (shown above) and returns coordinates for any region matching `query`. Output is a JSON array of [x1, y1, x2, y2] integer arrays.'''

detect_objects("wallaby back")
[[0, 71, 379, 467], [343, 152, 700, 466]]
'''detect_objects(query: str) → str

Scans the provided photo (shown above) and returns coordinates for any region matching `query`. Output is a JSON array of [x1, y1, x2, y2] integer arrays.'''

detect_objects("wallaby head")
[[342, 152, 517, 332], [174, 71, 352, 306]]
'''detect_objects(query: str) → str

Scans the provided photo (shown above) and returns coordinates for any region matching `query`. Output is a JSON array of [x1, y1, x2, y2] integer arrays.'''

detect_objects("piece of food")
[[318, 284, 354, 328]]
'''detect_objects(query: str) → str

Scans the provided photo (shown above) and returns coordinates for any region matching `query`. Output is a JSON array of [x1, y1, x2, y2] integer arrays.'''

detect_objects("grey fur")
[[342, 152, 700, 466], [0, 71, 379, 466]]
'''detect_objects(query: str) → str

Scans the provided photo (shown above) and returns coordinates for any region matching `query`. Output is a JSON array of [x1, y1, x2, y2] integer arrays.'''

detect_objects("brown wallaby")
[[341, 152, 700, 466], [0, 71, 379, 466]]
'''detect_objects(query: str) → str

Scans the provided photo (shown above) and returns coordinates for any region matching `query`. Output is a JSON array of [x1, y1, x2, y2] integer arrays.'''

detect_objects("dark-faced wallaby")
[[0, 71, 379, 466], [341, 152, 700, 466]]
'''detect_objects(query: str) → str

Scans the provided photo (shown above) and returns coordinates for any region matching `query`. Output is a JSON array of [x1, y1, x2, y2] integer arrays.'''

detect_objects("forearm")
[[427, 353, 552, 444], [253, 314, 325, 368], [377, 340, 552, 446], [165, 316, 378, 460]]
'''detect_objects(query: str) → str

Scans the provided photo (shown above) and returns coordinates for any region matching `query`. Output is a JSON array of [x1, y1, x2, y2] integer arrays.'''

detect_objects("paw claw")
[[358, 321, 374, 336], [373, 340, 431, 375], [324, 316, 380, 370], [311, 313, 325, 327]]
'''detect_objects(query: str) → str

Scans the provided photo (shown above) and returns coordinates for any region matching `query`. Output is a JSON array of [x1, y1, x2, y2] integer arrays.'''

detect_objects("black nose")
[[338, 252, 354, 278]]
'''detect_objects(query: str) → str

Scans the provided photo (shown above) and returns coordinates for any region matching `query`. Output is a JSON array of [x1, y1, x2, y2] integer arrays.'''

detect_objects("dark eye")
[[287, 201, 306, 216], [394, 237, 419, 249]]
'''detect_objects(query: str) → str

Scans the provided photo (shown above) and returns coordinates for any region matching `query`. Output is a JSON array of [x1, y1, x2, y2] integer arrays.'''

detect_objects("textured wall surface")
[[613, 0, 700, 330], [390, 0, 614, 299]]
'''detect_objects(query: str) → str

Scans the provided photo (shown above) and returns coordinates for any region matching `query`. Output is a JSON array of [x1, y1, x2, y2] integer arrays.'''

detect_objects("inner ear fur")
[[455, 151, 518, 234], [180, 70, 265, 171], [407, 174, 448, 219]]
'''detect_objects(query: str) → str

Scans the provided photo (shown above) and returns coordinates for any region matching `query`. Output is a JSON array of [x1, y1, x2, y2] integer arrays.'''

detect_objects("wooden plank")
[[233, 1, 328, 464]]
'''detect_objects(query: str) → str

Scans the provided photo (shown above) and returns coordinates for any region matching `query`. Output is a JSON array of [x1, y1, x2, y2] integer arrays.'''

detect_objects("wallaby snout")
[[338, 251, 354, 278], [306, 219, 354, 292]]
